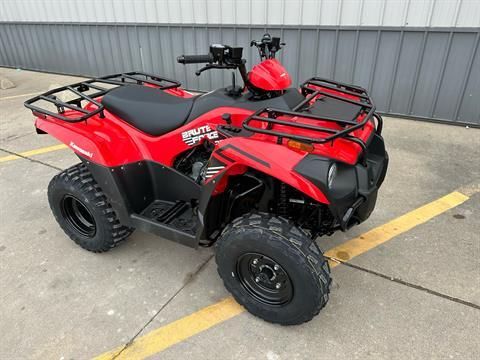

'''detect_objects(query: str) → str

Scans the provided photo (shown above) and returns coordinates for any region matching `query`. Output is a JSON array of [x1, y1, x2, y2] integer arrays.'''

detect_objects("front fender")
[[195, 137, 330, 241], [207, 137, 330, 204]]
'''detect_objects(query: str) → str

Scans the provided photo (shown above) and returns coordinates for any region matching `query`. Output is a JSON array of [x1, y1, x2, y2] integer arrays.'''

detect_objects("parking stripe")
[[325, 191, 470, 266], [93, 190, 471, 360], [0, 92, 41, 101], [0, 144, 68, 163], [93, 298, 244, 360]]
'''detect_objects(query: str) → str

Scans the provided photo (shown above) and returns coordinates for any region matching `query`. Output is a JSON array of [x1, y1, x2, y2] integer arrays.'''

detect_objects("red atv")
[[25, 34, 388, 325]]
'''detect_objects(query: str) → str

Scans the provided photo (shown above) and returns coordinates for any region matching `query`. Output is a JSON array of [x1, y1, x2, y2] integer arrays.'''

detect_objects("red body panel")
[[34, 80, 375, 205], [248, 59, 291, 91], [208, 137, 330, 204]]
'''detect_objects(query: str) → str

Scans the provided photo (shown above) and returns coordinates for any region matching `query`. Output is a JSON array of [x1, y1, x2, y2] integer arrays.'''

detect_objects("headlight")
[[327, 163, 337, 189]]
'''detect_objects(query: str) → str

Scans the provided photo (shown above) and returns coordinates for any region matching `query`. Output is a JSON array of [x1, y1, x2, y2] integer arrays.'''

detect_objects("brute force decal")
[[182, 125, 219, 146]]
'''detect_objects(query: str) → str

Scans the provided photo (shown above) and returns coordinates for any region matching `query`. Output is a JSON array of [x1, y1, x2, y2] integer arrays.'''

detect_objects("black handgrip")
[[177, 54, 213, 64]]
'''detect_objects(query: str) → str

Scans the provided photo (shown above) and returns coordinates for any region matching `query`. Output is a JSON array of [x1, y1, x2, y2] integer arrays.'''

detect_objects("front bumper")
[[294, 133, 389, 230]]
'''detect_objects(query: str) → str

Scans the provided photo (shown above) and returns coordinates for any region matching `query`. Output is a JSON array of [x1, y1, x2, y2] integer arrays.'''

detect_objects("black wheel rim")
[[236, 252, 293, 306], [61, 195, 96, 237]]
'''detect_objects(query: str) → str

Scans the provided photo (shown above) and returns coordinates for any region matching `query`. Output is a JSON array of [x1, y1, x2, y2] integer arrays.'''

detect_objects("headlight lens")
[[327, 163, 337, 189]]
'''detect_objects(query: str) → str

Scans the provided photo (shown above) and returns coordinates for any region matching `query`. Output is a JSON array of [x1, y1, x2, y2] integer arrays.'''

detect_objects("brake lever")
[[195, 64, 237, 76]]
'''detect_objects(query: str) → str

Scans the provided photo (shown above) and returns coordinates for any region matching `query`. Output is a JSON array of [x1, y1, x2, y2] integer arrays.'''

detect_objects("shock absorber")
[[278, 182, 288, 217]]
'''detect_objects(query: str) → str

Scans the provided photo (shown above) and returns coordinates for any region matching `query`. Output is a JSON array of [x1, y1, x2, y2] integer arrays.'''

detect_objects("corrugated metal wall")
[[2, 0, 480, 27], [1, 1, 479, 125]]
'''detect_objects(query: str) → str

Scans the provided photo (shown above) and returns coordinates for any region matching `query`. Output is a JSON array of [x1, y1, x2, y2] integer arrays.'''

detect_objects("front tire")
[[215, 213, 331, 325], [48, 163, 133, 252]]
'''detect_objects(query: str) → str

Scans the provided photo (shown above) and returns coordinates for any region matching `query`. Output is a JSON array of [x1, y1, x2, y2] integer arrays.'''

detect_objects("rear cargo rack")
[[243, 77, 383, 154], [24, 72, 181, 123]]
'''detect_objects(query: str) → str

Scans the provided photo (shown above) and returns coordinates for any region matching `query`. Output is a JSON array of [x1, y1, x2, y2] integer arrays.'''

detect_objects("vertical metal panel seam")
[[294, 0, 304, 85], [402, 0, 411, 26], [453, 0, 463, 27], [89, 25, 101, 75], [379, 0, 386, 26], [313, 28, 320, 76], [386, 30, 404, 111], [295, 28, 302, 85], [331, 29, 339, 78], [426, 0, 436, 27], [5, 24, 23, 67], [429, 31, 453, 118], [453, 31, 480, 121], [17, 22, 29, 66], [1, 31, 13, 65], [368, 30, 381, 91], [350, 29, 360, 83], [358, 0, 365, 26], [407, 31, 428, 114], [205, 5, 213, 90], [337, 0, 343, 26]]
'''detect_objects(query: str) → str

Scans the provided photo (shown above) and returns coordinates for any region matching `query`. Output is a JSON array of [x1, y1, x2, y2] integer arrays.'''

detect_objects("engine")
[[173, 143, 213, 183]]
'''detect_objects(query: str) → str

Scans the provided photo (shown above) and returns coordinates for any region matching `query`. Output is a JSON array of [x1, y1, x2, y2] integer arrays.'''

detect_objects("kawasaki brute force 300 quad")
[[25, 34, 388, 325]]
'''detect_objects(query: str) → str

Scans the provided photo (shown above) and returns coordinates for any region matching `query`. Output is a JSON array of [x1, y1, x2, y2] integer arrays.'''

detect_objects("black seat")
[[102, 85, 196, 136]]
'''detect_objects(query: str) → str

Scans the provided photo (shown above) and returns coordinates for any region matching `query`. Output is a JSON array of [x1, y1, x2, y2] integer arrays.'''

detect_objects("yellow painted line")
[[325, 191, 470, 266], [93, 297, 244, 360], [0, 92, 41, 101], [94, 190, 470, 360], [0, 144, 68, 163]]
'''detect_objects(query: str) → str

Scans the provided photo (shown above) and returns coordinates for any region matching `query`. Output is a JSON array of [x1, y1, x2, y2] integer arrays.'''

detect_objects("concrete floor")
[[1, 68, 479, 359]]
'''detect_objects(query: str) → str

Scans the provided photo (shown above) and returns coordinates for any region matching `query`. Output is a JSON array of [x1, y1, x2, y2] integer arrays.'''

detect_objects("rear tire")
[[215, 212, 331, 325], [48, 163, 133, 252]]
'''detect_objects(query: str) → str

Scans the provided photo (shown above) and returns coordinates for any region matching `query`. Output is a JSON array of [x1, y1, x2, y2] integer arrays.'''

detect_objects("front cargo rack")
[[24, 72, 181, 123], [242, 77, 383, 154]]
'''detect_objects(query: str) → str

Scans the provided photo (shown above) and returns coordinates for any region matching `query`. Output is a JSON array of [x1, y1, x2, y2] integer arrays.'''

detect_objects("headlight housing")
[[327, 163, 337, 189]]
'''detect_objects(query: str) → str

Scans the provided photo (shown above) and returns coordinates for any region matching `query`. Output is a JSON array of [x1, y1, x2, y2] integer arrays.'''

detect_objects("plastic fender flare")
[[210, 138, 330, 204], [195, 139, 330, 241], [35, 117, 142, 167]]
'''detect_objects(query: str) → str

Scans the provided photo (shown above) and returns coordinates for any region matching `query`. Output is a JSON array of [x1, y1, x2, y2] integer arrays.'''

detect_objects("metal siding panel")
[[404, 0, 432, 27], [456, 0, 480, 27], [352, 30, 377, 89], [457, 43, 480, 124], [234, 0, 249, 25], [0, 27, 9, 65], [1, 0, 477, 27], [360, 0, 384, 26], [157, 27, 175, 81], [251, 0, 266, 25], [389, 31, 425, 115], [192, 27, 210, 90], [340, 0, 361, 26], [333, 30, 356, 83], [302, 0, 321, 25], [3, 24, 22, 68], [320, 0, 340, 26], [298, 29, 317, 83], [281, 29, 300, 85], [411, 32, 450, 117], [181, 27, 198, 88], [284, 0, 302, 25], [1, 23, 478, 125], [434, 32, 478, 121], [370, 31, 401, 111], [266, 0, 283, 25], [430, 0, 458, 27], [315, 30, 336, 79], [382, 0, 407, 26]]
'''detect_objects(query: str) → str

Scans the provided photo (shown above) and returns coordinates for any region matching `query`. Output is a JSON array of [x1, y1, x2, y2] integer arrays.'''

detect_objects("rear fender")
[[35, 116, 141, 166]]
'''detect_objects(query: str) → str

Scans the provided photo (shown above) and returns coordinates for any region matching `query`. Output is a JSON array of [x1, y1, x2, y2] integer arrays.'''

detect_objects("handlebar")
[[177, 54, 213, 64]]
